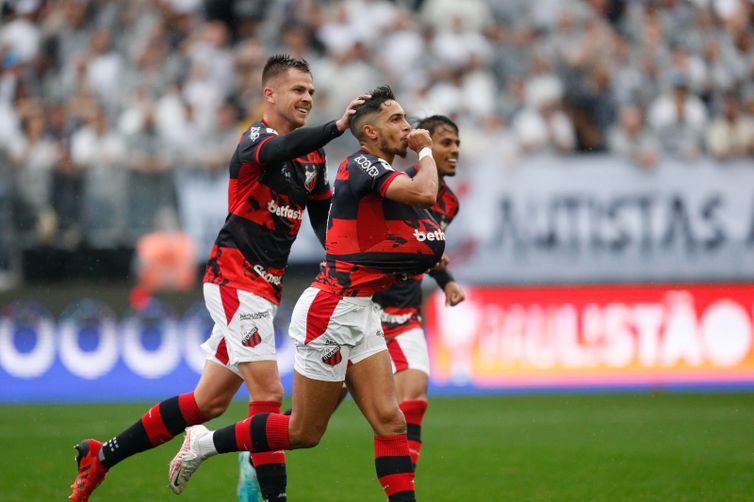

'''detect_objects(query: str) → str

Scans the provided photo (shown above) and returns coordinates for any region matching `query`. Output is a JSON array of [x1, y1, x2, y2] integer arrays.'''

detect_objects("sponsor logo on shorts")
[[321, 340, 342, 366], [240, 312, 269, 321], [241, 326, 262, 348]]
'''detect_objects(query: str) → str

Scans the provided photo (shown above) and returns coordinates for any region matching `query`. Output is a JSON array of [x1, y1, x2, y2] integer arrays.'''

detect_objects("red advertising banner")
[[424, 284, 754, 388]]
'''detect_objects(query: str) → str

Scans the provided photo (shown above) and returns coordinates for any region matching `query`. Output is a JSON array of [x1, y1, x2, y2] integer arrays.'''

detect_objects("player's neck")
[[362, 143, 394, 164], [262, 112, 298, 135]]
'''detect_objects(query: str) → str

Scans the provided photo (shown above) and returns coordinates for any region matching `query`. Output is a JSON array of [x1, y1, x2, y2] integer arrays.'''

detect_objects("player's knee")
[[289, 427, 324, 449], [196, 395, 230, 419], [375, 406, 407, 436], [249, 380, 285, 404]]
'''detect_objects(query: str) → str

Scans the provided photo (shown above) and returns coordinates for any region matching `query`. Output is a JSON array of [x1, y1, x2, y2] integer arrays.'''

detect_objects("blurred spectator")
[[8, 107, 57, 241], [607, 104, 661, 169], [705, 91, 754, 161], [513, 55, 575, 154], [0, 1, 41, 64], [123, 108, 176, 241], [70, 107, 125, 169], [648, 73, 707, 160], [50, 140, 84, 249]]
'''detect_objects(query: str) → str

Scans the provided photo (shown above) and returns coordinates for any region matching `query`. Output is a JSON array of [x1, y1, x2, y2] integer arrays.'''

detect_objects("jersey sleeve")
[[349, 154, 404, 198], [308, 153, 333, 201], [237, 124, 277, 165]]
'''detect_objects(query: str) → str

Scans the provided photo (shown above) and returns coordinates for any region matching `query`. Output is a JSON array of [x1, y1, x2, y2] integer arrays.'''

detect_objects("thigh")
[[194, 360, 244, 413], [288, 370, 346, 446], [346, 350, 403, 435], [238, 360, 283, 401], [393, 369, 429, 402]]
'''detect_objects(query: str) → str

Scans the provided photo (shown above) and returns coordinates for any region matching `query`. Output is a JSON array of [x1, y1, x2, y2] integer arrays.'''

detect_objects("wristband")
[[418, 147, 433, 160]]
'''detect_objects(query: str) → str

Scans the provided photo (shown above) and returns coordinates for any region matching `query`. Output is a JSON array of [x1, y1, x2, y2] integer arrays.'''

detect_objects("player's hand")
[[335, 94, 371, 132], [443, 281, 465, 306], [407, 128, 432, 152]]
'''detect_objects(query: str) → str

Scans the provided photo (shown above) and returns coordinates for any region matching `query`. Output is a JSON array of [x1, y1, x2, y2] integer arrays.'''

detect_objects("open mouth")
[[295, 106, 310, 116], [446, 157, 458, 166]]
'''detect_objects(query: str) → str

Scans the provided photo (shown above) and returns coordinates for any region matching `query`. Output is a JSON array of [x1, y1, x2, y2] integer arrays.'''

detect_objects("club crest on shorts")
[[321, 344, 342, 366], [241, 326, 261, 348]]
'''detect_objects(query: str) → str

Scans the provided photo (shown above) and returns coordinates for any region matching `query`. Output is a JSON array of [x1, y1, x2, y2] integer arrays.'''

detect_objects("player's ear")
[[363, 123, 377, 141], [263, 86, 275, 103]]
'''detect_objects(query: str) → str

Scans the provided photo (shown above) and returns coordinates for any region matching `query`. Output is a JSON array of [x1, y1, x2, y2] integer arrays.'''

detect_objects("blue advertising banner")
[[0, 299, 299, 403]]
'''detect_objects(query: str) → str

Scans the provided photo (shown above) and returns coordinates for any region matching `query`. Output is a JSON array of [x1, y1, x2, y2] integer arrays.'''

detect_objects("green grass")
[[2, 393, 753, 501]]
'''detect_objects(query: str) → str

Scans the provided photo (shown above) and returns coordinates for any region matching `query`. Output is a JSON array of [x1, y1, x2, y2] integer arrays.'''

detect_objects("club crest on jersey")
[[321, 344, 342, 366], [249, 126, 261, 141], [241, 326, 262, 348], [304, 165, 318, 192]]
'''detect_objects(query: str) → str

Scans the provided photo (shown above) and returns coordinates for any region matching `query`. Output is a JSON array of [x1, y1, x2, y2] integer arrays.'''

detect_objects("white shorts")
[[289, 287, 387, 382], [387, 328, 430, 376], [201, 282, 278, 377]]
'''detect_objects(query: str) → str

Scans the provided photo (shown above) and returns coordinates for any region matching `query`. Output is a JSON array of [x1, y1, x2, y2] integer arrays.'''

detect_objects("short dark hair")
[[349, 84, 396, 142], [416, 115, 459, 136], [262, 54, 310, 85]]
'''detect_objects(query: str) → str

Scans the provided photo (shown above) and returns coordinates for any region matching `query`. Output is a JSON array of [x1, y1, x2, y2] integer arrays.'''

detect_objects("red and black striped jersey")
[[313, 149, 445, 297], [203, 120, 332, 304], [373, 168, 459, 337]]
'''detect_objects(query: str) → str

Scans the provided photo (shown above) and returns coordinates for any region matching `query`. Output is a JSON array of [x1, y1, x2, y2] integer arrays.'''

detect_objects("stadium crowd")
[[0, 0, 752, 259]]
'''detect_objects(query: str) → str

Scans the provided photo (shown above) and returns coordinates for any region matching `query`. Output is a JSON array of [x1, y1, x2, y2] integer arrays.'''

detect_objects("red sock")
[[374, 434, 415, 501], [400, 400, 428, 467], [247, 402, 287, 498], [214, 413, 291, 453], [100, 392, 207, 468]]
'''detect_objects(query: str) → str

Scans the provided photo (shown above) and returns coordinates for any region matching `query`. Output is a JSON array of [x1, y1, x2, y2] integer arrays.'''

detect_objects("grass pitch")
[[1, 393, 753, 501]]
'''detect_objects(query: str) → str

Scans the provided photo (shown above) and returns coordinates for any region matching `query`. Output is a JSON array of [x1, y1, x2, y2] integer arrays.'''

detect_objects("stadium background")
[[0, 0, 753, 500]]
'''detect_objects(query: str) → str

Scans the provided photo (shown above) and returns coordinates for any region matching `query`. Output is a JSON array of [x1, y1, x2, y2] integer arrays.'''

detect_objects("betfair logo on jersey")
[[253, 264, 282, 286], [353, 154, 391, 178], [267, 200, 304, 221], [241, 326, 262, 348], [413, 228, 446, 242]]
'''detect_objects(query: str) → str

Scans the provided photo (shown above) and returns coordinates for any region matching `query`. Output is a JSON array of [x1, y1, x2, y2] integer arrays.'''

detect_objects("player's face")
[[273, 68, 314, 128], [431, 125, 460, 177], [374, 100, 411, 157]]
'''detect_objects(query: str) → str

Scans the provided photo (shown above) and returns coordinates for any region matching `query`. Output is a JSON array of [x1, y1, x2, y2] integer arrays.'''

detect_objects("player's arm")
[[383, 129, 438, 209], [258, 95, 370, 165], [429, 265, 465, 306], [307, 197, 331, 248]]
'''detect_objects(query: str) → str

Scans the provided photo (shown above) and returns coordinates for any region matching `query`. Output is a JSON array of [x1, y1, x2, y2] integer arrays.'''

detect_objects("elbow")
[[415, 192, 437, 209]]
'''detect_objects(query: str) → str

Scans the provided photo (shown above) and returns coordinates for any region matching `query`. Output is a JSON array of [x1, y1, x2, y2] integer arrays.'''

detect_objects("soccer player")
[[373, 115, 465, 471], [167, 85, 444, 502], [69, 54, 368, 502]]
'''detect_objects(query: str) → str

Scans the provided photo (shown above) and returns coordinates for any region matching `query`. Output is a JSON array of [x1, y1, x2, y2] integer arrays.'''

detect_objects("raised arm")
[[258, 95, 370, 165], [383, 129, 438, 209]]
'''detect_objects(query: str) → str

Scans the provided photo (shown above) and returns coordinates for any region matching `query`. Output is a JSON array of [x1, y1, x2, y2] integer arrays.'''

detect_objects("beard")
[[379, 136, 408, 158]]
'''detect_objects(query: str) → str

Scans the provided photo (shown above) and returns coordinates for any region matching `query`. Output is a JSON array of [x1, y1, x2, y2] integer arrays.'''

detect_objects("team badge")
[[241, 326, 262, 348], [304, 165, 317, 192], [249, 126, 261, 141], [321, 344, 342, 366]]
